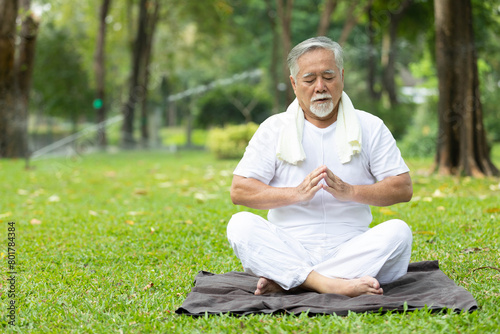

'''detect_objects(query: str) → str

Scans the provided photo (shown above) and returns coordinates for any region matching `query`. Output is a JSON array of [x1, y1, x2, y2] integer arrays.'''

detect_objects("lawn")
[[1, 148, 499, 333]]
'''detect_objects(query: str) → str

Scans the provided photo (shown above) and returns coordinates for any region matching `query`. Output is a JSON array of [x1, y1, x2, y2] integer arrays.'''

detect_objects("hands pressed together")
[[231, 165, 411, 210], [296, 165, 354, 203]]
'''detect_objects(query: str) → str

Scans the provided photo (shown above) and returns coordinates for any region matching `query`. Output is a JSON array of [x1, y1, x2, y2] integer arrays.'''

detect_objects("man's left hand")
[[321, 167, 354, 202], [321, 166, 413, 206]]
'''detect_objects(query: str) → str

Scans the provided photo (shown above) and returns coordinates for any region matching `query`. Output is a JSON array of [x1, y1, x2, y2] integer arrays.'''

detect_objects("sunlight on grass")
[[0, 148, 498, 332]]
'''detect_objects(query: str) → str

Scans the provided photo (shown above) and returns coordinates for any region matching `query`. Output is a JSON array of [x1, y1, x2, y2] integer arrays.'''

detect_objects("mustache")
[[311, 94, 332, 102]]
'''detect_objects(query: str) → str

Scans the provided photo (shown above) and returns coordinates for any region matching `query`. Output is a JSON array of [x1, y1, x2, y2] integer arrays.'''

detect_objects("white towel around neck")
[[276, 91, 362, 165]]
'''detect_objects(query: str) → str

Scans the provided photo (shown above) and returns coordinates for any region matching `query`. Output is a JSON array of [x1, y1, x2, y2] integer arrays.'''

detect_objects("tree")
[[276, 0, 294, 105], [317, 0, 337, 36], [121, 0, 148, 148], [337, 0, 373, 45], [120, 0, 160, 148], [0, 0, 38, 158], [366, 1, 381, 100], [139, 0, 160, 148], [380, 0, 413, 107], [0, 0, 18, 157], [434, 0, 499, 176], [264, 0, 281, 114], [94, 0, 111, 148]]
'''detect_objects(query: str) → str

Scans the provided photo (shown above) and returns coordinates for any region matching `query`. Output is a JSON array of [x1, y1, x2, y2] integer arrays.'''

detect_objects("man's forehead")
[[297, 49, 337, 74]]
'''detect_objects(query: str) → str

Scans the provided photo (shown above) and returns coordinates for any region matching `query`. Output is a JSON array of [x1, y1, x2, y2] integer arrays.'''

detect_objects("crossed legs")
[[255, 272, 383, 297], [227, 212, 412, 297]]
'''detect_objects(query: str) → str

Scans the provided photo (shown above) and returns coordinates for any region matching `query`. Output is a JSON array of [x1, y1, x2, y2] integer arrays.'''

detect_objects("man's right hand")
[[230, 166, 327, 210], [295, 165, 327, 202]]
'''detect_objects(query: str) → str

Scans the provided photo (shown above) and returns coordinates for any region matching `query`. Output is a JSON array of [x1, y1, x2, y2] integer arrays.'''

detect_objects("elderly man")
[[227, 36, 413, 297]]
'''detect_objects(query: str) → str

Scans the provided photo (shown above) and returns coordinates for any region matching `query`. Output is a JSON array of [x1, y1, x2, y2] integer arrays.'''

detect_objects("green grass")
[[1, 149, 499, 333]]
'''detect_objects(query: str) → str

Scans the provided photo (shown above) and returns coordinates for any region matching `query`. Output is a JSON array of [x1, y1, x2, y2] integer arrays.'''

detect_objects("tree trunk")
[[434, 0, 499, 176], [338, 0, 373, 45], [381, 0, 413, 107], [161, 76, 177, 127], [0, 0, 18, 158], [168, 100, 176, 127], [317, 0, 337, 36], [367, 2, 381, 100], [265, 0, 280, 114], [337, 0, 358, 44], [16, 0, 37, 99], [121, 0, 148, 148], [15, 0, 38, 159], [276, 0, 294, 106], [185, 98, 193, 148], [140, 0, 160, 148], [1, 0, 38, 158], [381, 31, 398, 106], [94, 0, 111, 149]]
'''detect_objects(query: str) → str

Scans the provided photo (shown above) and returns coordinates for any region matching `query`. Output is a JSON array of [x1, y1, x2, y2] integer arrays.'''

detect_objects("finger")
[[310, 172, 326, 186], [323, 173, 336, 188], [324, 169, 345, 189], [306, 181, 324, 196], [324, 167, 336, 180], [308, 166, 326, 180]]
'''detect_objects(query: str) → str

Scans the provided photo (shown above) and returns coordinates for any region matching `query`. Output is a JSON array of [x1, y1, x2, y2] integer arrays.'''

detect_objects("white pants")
[[227, 212, 412, 290]]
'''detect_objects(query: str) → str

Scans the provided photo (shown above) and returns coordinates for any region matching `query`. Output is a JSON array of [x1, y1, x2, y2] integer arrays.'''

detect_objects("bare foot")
[[342, 276, 383, 297], [254, 277, 284, 295], [301, 271, 383, 297]]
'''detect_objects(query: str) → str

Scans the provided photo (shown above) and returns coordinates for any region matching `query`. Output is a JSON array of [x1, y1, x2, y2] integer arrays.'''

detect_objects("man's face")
[[290, 48, 344, 124]]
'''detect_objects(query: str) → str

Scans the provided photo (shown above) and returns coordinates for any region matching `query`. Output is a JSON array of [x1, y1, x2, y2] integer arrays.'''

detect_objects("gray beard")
[[310, 100, 334, 118]]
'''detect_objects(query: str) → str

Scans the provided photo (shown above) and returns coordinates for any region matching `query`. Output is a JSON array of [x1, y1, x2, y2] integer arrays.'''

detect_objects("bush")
[[207, 122, 258, 159], [399, 97, 438, 158]]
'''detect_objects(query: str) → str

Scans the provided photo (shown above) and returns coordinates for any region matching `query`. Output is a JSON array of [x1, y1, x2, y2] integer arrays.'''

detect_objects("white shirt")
[[233, 109, 409, 251]]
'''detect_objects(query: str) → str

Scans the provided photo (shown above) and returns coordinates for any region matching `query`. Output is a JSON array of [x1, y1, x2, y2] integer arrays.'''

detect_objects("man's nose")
[[314, 78, 327, 92]]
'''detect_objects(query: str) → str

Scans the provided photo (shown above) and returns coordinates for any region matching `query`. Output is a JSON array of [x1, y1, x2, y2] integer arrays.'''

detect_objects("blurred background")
[[0, 0, 499, 168]]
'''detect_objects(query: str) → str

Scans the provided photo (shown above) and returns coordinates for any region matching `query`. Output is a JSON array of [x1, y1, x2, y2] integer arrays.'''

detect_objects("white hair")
[[287, 36, 344, 80]]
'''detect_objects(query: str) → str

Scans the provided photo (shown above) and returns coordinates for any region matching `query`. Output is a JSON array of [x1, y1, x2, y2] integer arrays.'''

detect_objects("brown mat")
[[175, 261, 477, 316]]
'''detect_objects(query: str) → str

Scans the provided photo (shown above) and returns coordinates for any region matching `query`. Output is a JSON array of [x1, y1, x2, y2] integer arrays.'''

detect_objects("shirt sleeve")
[[368, 121, 410, 181], [233, 117, 280, 185]]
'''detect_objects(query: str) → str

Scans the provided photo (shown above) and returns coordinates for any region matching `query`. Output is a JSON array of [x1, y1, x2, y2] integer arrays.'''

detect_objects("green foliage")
[[408, 48, 438, 89], [26, 0, 500, 151], [399, 97, 439, 158], [483, 89, 500, 143], [351, 90, 416, 141], [177, 0, 233, 36], [195, 84, 272, 128], [37, 0, 130, 110], [0, 150, 499, 332], [478, 59, 500, 143], [206, 122, 258, 159], [31, 23, 94, 124]]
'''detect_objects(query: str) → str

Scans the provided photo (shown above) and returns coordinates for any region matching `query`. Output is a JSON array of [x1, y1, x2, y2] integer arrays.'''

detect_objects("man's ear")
[[290, 75, 297, 93]]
